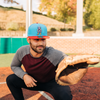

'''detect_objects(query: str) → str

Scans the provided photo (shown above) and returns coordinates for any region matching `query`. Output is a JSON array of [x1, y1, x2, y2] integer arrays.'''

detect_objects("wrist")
[[23, 74, 28, 80]]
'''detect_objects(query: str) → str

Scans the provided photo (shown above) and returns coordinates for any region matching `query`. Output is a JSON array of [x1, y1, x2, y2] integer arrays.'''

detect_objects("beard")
[[30, 42, 46, 54]]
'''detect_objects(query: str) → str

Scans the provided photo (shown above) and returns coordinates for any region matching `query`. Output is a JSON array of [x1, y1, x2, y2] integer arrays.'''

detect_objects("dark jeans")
[[6, 74, 72, 100]]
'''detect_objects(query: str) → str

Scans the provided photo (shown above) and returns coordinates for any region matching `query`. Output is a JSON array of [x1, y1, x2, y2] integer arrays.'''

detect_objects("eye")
[[35, 39, 39, 41], [41, 39, 45, 41], [34, 39, 45, 41]]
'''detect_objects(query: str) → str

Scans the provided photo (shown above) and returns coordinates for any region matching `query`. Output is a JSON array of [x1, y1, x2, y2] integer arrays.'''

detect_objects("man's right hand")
[[23, 74, 37, 87]]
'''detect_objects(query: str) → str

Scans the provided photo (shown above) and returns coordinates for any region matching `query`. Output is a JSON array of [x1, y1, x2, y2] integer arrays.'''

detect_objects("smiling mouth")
[[37, 46, 44, 49], [37, 45, 44, 48]]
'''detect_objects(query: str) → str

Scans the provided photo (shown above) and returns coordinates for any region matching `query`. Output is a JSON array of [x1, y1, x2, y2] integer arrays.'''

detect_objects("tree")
[[84, 0, 100, 29], [39, 0, 76, 28], [4, 0, 19, 5]]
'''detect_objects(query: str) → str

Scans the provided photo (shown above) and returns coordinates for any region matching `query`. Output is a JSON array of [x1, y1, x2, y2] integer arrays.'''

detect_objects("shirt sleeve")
[[11, 49, 28, 79], [44, 47, 68, 66]]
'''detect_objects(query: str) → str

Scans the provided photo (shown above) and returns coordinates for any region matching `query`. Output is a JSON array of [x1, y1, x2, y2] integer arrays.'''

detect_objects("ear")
[[27, 37, 30, 43]]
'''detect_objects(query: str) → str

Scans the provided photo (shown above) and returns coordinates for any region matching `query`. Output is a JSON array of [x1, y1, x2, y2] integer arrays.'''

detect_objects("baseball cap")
[[27, 23, 50, 39]]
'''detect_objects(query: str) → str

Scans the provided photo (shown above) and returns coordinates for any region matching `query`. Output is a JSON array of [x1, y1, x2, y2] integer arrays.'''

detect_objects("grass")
[[0, 5, 68, 31], [0, 53, 15, 67], [0, 53, 100, 67], [89, 63, 100, 67]]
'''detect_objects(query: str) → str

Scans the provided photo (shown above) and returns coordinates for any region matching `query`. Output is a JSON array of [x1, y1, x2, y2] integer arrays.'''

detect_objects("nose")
[[38, 39, 45, 45]]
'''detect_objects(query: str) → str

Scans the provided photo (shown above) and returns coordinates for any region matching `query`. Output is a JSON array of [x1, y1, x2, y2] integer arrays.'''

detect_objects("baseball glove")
[[55, 55, 100, 86]]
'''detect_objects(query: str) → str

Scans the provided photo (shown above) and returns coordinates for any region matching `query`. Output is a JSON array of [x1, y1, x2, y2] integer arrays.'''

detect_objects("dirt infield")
[[0, 67, 100, 100]]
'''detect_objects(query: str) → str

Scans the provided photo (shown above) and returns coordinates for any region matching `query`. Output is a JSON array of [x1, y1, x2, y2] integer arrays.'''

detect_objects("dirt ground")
[[0, 67, 100, 100]]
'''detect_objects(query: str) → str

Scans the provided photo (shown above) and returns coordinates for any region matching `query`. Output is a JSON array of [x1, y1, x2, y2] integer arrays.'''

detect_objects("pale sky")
[[0, 0, 40, 12]]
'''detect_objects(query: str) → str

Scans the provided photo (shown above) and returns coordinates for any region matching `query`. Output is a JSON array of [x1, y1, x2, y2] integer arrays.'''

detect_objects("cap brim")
[[28, 36, 50, 39]]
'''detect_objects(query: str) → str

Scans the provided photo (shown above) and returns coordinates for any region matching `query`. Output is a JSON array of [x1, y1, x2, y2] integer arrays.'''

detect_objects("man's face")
[[28, 38, 46, 54]]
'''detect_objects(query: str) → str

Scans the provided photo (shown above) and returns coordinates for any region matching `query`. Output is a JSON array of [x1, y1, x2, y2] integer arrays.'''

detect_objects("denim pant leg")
[[41, 79, 73, 100], [6, 74, 43, 100], [6, 74, 72, 100]]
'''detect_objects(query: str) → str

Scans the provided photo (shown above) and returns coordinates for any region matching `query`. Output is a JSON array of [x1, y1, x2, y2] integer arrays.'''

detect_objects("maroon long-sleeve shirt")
[[11, 45, 67, 83]]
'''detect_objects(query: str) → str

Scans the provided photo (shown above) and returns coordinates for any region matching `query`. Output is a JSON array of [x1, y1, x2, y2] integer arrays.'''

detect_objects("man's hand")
[[23, 74, 37, 87]]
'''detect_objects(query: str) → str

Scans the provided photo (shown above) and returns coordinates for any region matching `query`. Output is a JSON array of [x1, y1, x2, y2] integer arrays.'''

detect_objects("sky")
[[0, 0, 40, 12]]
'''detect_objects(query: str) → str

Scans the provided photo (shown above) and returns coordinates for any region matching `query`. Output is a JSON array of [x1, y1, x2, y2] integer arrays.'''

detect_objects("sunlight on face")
[[29, 39, 46, 54]]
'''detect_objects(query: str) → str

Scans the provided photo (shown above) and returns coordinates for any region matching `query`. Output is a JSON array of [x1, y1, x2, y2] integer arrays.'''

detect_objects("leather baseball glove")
[[55, 55, 100, 86]]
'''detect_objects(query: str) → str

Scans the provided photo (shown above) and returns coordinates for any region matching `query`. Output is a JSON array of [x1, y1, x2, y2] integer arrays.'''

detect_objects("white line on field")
[[0, 82, 53, 100], [0, 82, 6, 84], [38, 91, 54, 100]]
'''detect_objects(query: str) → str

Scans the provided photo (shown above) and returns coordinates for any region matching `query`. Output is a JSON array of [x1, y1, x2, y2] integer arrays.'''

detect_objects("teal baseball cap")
[[27, 23, 50, 39]]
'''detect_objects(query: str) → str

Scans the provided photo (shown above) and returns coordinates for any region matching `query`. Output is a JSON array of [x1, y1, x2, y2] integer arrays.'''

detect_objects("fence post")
[[24, 0, 33, 37], [72, 0, 84, 37]]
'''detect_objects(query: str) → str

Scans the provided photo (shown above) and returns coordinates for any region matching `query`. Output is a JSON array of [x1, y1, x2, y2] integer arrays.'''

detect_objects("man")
[[6, 23, 72, 100]]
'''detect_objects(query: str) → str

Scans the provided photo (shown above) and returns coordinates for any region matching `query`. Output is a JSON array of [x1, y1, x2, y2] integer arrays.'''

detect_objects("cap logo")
[[37, 26, 42, 35], [38, 36, 43, 38]]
